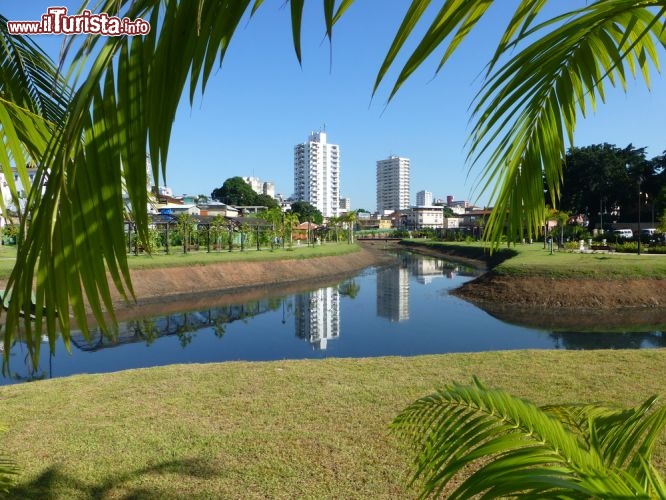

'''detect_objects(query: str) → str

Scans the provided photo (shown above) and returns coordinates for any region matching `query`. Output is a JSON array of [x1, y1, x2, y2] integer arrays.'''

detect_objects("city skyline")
[[4, 1, 665, 212]]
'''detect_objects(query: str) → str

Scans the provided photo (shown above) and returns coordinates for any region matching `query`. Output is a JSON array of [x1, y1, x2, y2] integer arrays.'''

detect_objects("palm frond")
[[393, 379, 666, 498], [371, 1, 665, 247], [0, 15, 70, 222], [2, 0, 351, 366], [469, 2, 665, 245]]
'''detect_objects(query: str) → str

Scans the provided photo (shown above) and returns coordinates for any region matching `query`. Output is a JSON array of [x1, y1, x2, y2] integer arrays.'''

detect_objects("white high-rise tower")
[[376, 155, 411, 213], [294, 131, 340, 218]]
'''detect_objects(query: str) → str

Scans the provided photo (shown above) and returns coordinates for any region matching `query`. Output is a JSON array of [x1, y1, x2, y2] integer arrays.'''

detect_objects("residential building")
[[293, 131, 340, 218], [197, 203, 239, 218], [339, 197, 351, 213], [376, 155, 410, 213], [405, 206, 444, 229], [242, 176, 275, 198], [416, 190, 432, 207]]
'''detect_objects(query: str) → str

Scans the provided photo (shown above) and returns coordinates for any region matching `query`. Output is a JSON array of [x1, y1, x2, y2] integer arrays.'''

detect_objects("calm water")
[[2, 252, 664, 384]]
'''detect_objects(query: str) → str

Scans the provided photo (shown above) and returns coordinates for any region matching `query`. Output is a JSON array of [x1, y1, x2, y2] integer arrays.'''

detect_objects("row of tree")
[[552, 143, 666, 230]]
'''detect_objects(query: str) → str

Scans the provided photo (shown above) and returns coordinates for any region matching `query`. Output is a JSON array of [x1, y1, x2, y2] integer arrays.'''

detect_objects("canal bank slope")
[[108, 242, 398, 320], [399, 240, 666, 330]]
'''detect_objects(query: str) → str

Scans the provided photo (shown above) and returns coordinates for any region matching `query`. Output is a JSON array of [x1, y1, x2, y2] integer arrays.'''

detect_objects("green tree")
[[211, 177, 259, 206], [393, 378, 666, 498], [283, 212, 300, 248], [255, 193, 279, 209], [1, 1, 664, 363], [340, 210, 358, 244], [290, 201, 323, 225], [556, 144, 665, 230], [175, 213, 196, 253], [209, 215, 226, 252], [258, 206, 284, 248]]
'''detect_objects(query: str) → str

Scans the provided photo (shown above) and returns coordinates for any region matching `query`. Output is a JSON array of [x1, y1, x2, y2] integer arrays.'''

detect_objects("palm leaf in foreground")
[[391, 378, 666, 498], [373, 1, 666, 247]]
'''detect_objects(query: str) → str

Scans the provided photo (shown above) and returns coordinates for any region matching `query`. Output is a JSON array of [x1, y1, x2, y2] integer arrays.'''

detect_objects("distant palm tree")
[[1, 1, 664, 363], [393, 378, 666, 498], [283, 212, 300, 248]]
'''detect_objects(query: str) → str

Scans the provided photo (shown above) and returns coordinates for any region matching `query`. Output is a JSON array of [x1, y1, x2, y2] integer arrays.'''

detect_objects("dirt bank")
[[107, 242, 398, 321], [452, 272, 666, 309]]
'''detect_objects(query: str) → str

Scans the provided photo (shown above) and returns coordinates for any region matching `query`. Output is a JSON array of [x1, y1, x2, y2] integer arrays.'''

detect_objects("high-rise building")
[[416, 190, 433, 207], [339, 197, 351, 213], [376, 155, 410, 213], [293, 131, 340, 218]]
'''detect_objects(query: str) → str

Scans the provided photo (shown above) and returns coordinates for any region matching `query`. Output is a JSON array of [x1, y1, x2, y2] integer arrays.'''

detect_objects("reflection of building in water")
[[376, 266, 410, 322], [294, 287, 340, 349], [408, 258, 456, 284]]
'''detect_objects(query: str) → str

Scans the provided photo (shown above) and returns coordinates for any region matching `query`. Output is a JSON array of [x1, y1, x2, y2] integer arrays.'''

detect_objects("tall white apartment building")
[[416, 189, 432, 207], [376, 155, 410, 213], [294, 131, 340, 218]]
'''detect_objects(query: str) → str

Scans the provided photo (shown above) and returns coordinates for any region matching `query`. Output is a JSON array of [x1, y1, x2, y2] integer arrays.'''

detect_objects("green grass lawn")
[[404, 239, 666, 278], [1, 350, 665, 498], [0, 242, 360, 278]]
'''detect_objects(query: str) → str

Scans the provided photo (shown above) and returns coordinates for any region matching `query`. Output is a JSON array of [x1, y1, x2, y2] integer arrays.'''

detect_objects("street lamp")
[[637, 175, 643, 255]]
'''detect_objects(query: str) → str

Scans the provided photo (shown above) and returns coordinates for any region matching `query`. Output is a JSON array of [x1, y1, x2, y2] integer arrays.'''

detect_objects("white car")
[[612, 229, 633, 239]]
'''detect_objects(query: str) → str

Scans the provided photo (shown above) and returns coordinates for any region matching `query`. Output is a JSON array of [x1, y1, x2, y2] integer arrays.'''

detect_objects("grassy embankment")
[[0, 241, 664, 497], [1, 351, 665, 498], [400, 239, 666, 278], [0, 241, 360, 279]]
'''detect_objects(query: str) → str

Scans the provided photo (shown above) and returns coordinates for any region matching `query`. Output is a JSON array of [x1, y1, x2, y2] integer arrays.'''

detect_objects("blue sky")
[[5, 1, 665, 211]]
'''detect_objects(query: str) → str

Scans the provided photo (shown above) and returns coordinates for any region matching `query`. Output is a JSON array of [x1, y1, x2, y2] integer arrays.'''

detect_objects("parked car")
[[612, 229, 633, 239]]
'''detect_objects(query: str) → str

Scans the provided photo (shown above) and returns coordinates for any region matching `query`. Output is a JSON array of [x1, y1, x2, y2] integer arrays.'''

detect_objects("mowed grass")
[[1, 350, 665, 499], [405, 240, 666, 279], [124, 241, 360, 271], [0, 242, 359, 278]]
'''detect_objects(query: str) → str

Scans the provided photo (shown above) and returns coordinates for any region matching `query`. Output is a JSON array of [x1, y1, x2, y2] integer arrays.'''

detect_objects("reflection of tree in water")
[[338, 279, 360, 299], [2, 340, 50, 383], [70, 299, 276, 352], [550, 331, 666, 350]]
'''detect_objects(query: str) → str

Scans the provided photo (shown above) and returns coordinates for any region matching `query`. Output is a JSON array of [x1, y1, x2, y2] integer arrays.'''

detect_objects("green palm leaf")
[[371, 1, 665, 246], [392, 378, 666, 498]]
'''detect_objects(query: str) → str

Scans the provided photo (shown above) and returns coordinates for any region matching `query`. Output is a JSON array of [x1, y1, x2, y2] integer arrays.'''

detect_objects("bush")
[[612, 241, 639, 253], [648, 245, 666, 254]]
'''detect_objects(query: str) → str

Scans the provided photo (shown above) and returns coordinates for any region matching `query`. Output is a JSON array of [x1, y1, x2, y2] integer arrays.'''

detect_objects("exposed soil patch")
[[452, 272, 666, 309], [106, 243, 398, 322]]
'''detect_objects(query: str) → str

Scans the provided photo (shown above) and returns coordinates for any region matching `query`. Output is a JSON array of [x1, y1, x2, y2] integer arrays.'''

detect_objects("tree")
[[290, 201, 323, 225], [1, 1, 664, 364], [392, 378, 666, 498], [257, 206, 284, 248], [283, 212, 300, 248], [555, 144, 665, 230], [340, 210, 358, 244], [175, 213, 196, 253], [255, 193, 279, 209], [209, 215, 226, 252], [211, 177, 259, 206]]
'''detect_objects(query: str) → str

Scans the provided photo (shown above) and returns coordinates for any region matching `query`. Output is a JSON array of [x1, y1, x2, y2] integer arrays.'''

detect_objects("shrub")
[[648, 245, 666, 254], [612, 241, 638, 253]]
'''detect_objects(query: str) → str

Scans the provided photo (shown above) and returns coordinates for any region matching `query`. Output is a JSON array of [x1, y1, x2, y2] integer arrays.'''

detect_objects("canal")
[[2, 251, 664, 384]]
